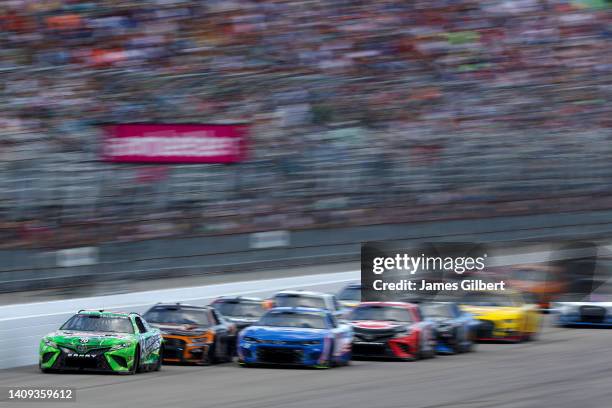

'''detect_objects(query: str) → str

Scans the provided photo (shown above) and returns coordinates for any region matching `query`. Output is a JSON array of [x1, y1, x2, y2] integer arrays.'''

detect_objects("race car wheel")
[[208, 340, 219, 364], [210, 338, 232, 364], [523, 330, 539, 342], [420, 334, 435, 359], [130, 346, 141, 374], [152, 347, 162, 372], [414, 335, 423, 360], [341, 351, 351, 366], [315, 341, 334, 368], [223, 341, 233, 363], [429, 338, 437, 358], [526, 318, 543, 341]]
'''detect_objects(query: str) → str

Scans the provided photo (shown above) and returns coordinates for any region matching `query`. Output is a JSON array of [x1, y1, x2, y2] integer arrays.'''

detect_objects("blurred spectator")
[[0, 0, 611, 248]]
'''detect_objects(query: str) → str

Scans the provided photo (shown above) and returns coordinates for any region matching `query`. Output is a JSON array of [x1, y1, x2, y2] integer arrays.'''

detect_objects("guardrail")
[[1, 209, 612, 292]]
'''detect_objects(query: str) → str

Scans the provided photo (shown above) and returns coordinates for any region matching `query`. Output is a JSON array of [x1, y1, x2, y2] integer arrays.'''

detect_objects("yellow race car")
[[460, 290, 541, 342]]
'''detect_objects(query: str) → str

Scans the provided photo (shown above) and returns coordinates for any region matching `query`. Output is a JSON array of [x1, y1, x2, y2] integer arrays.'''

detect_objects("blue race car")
[[237, 307, 353, 368], [554, 299, 612, 327], [420, 302, 479, 354], [553, 279, 612, 327]]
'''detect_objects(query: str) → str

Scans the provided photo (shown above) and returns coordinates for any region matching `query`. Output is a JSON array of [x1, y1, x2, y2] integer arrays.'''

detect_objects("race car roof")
[[151, 303, 209, 310], [275, 290, 332, 299], [212, 296, 263, 303], [77, 310, 136, 317], [357, 301, 417, 309], [267, 306, 331, 314]]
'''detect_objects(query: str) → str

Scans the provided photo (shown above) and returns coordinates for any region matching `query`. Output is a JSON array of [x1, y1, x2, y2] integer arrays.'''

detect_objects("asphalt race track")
[[1, 317, 611, 408]]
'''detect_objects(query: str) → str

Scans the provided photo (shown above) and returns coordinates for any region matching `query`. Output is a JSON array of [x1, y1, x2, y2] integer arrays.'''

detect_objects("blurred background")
[[0, 0, 611, 294]]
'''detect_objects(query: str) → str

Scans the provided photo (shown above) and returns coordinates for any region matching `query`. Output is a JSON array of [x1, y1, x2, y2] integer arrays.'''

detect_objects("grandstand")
[[0, 0, 610, 248]]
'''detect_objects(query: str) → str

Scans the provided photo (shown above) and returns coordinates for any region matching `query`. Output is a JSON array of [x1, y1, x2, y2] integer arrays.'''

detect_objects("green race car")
[[39, 310, 163, 374]]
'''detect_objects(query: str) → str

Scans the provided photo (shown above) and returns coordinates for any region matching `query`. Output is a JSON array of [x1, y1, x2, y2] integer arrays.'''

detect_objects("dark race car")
[[210, 296, 268, 332], [420, 302, 479, 354], [143, 303, 236, 365], [337, 283, 362, 310], [347, 302, 436, 360]]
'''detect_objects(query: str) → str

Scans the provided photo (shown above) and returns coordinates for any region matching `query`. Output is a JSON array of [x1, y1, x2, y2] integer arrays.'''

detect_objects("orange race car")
[[143, 303, 236, 365], [507, 264, 566, 310]]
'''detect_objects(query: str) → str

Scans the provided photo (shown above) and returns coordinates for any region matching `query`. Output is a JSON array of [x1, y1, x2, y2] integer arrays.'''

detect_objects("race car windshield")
[[348, 306, 413, 322], [275, 295, 327, 309], [461, 293, 515, 307], [421, 304, 454, 318], [214, 302, 265, 318], [60, 314, 134, 334], [338, 286, 361, 301], [259, 312, 327, 329], [143, 308, 211, 326]]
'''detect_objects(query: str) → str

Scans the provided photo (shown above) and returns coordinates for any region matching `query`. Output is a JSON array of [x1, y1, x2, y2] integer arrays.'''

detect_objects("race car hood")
[[460, 306, 522, 320], [148, 322, 209, 336], [45, 330, 135, 348], [243, 326, 327, 341], [349, 320, 408, 330]]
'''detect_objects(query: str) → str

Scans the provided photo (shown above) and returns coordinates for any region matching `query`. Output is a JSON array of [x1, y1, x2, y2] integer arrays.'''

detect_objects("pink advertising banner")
[[102, 123, 249, 163]]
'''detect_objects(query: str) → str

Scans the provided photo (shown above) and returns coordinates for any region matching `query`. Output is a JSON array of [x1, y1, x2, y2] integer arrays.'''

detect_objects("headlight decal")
[[110, 342, 132, 351], [43, 338, 58, 349]]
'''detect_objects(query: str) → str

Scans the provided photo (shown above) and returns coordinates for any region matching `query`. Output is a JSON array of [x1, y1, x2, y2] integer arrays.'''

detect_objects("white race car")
[[553, 279, 612, 327]]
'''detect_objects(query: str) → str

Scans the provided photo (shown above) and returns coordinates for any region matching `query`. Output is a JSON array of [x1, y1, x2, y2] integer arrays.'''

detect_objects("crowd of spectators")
[[0, 0, 611, 248]]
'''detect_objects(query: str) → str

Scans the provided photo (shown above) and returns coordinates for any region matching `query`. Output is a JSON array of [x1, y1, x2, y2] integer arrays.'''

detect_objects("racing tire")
[[209, 340, 220, 364], [523, 329, 539, 342], [130, 346, 141, 375], [315, 341, 334, 369], [341, 351, 351, 366], [210, 339, 232, 364], [152, 347, 163, 372], [414, 335, 423, 360], [423, 335, 436, 359], [223, 341, 233, 363], [528, 317, 543, 341], [336, 348, 351, 367], [457, 333, 473, 353]]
